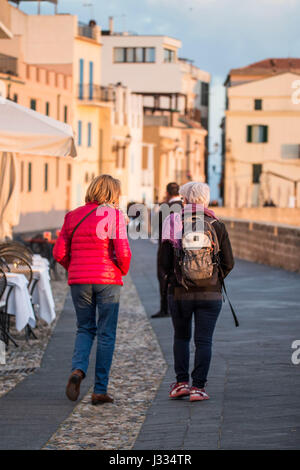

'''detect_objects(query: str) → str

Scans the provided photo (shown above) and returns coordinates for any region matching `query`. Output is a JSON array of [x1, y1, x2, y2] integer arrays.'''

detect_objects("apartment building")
[[0, 2, 121, 234], [0, 0, 74, 232], [222, 58, 300, 208], [99, 83, 154, 206], [100, 20, 210, 200]]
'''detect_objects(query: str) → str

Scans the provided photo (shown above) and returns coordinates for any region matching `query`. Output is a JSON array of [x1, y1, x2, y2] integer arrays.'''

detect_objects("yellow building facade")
[[223, 59, 300, 208]]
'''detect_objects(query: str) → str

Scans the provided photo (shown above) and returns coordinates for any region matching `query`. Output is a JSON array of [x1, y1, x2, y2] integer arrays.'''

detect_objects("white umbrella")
[[0, 96, 77, 157], [0, 96, 77, 239]]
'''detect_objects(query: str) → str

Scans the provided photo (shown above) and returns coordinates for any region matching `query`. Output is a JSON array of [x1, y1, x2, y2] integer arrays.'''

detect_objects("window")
[[201, 82, 209, 106], [135, 48, 144, 63], [87, 122, 92, 147], [89, 61, 93, 99], [56, 158, 59, 187], [164, 48, 175, 63], [67, 163, 72, 181], [247, 125, 268, 143], [30, 99, 36, 110], [44, 163, 48, 191], [64, 105, 68, 123], [126, 48, 135, 63], [254, 99, 262, 110], [78, 120, 82, 146], [28, 162, 32, 192], [114, 48, 125, 63], [20, 161, 24, 192], [252, 164, 262, 184], [79, 58, 84, 99], [113, 47, 155, 63], [142, 147, 148, 170], [45, 102, 50, 116], [281, 144, 300, 159], [145, 47, 155, 63]]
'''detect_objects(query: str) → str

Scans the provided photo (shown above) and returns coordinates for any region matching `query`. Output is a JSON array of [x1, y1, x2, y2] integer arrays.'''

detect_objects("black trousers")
[[157, 244, 168, 314], [169, 295, 222, 388]]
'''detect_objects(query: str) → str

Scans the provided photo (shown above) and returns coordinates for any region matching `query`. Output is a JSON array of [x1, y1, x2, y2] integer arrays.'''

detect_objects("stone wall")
[[221, 217, 300, 273], [213, 208, 300, 227]]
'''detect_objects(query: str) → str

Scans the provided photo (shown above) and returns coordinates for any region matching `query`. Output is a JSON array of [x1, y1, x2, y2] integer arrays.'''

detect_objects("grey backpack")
[[175, 214, 220, 288]]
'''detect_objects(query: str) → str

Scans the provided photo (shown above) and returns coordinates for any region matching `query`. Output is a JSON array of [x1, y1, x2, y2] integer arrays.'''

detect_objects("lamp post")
[[186, 139, 201, 181]]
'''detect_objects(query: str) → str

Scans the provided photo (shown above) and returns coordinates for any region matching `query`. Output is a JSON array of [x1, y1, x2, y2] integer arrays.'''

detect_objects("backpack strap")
[[217, 260, 239, 327]]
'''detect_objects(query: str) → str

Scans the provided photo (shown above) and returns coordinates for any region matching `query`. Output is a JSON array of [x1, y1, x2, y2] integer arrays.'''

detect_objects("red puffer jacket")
[[53, 202, 131, 285]]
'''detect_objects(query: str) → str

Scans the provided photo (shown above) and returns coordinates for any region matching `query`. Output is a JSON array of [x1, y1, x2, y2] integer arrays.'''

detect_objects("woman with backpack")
[[53, 175, 131, 405], [161, 182, 235, 402]]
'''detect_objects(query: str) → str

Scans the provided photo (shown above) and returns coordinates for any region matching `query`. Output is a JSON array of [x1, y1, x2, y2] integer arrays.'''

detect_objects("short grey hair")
[[179, 182, 210, 207]]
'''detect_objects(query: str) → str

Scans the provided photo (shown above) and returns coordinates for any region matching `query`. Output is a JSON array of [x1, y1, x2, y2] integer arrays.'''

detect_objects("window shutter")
[[263, 126, 268, 142], [247, 125, 252, 142]]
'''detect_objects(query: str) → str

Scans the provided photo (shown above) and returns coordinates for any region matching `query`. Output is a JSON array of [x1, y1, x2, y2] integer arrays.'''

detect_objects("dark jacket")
[[160, 216, 234, 299]]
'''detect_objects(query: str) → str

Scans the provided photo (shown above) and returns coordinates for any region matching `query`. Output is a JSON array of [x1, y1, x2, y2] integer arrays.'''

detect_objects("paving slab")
[[130, 239, 300, 450], [0, 294, 96, 450]]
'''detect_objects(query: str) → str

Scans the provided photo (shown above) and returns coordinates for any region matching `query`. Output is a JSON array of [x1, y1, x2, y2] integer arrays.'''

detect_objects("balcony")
[[77, 84, 115, 102], [0, 53, 17, 76], [77, 22, 97, 40]]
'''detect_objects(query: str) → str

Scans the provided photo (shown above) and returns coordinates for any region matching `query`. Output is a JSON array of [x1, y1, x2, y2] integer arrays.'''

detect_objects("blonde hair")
[[85, 174, 121, 206]]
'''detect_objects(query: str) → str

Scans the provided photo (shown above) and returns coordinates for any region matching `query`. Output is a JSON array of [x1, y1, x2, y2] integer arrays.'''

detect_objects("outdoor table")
[[4, 273, 36, 332], [32, 254, 50, 267], [31, 261, 56, 325]]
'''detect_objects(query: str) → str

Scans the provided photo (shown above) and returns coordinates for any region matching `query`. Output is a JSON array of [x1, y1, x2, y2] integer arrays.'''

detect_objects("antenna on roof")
[[83, 1, 94, 20]]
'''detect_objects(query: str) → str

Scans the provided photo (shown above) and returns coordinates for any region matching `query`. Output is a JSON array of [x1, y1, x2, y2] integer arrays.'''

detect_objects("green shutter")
[[263, 126, 268, 142], [247, 125, 252, 142]]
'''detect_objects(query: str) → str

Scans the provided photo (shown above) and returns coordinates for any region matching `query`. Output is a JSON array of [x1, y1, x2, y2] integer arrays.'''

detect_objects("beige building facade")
[[223, 59, 300, 208], [100, 20, 210, 201], [0, 1, 75, 232]]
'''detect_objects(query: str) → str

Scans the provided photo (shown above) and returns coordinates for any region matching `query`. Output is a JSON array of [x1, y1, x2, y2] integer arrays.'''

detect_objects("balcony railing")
[[78, 22, 97, 40], [77, 84, 115, 102], [0, 53, 17, 76]]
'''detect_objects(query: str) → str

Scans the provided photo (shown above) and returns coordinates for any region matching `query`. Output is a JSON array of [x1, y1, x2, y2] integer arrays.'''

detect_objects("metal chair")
[[0, 253, 37, 341], [0, 242, 33, 265], [0, 268, 18, 348]]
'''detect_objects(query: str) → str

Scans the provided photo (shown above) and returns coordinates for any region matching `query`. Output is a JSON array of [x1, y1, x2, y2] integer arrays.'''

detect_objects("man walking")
[[152, 182, 183, 318]]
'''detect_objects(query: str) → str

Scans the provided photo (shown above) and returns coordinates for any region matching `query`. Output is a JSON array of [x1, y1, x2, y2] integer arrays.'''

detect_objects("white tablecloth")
[[31, 264, 56, 325], [32, 254, 50, 267], [4, 273, 36, 332]]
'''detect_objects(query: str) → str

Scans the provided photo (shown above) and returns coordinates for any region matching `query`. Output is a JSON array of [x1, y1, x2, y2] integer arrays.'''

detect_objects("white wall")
[[101, 35, 183, 93]]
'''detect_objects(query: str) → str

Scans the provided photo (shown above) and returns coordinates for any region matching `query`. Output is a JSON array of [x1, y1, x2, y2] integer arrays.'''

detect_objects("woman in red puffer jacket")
[[53, 174, 131, 406]]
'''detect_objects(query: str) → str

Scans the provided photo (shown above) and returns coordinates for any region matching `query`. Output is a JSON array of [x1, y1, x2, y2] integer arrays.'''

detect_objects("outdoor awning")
[[0, 96, 77, 157]]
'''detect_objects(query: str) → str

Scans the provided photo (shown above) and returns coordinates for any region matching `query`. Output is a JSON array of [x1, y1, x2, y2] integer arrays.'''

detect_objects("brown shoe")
[[91, 393, 114, 405], [66, 369, 85, 401]]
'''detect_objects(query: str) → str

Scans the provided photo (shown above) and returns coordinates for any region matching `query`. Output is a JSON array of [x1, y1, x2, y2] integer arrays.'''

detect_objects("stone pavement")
[[130, 239, 300, 450], [0, 294, 96, 450], [0, 238, 299, 450]]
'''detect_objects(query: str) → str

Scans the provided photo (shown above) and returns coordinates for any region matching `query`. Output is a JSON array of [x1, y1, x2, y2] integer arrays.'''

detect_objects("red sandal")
[[190, 387, 210, 402], [169, 382, 190, 399]]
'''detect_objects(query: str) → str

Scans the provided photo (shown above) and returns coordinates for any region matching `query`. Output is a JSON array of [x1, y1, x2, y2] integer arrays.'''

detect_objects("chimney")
[[109, 16, 114, 35]]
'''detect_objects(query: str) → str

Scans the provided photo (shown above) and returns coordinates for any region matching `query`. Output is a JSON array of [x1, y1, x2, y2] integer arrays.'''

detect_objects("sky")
[[17, 0, 300, 198]]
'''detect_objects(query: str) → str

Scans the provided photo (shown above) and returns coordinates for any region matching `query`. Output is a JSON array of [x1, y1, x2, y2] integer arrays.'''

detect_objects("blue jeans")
[[169, 295, 222, 388], [70, 284, 121, 394]]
